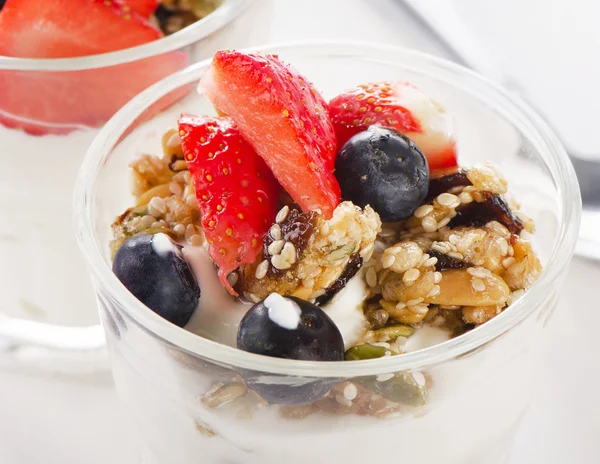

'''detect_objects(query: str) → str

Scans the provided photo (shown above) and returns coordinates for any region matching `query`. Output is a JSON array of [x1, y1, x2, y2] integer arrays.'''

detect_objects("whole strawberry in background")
[[179, 115, 281, 295], [199, 50, 341, 219], [328, 81, 458, 171]]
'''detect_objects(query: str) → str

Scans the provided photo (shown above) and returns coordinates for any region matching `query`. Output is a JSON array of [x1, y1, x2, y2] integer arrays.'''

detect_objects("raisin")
[[428, 250, 468, 272], [315, 253, 363, 305], [425, 170, 472, 203], [264, 206, 317, 277], [449, 192, 524, 234]]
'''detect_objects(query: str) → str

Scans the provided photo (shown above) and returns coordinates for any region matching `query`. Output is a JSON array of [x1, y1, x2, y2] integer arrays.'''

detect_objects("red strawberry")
[[0, 0, 161, 59], [328, 81, 458, 170], [122, 0, 159, 17], [199, 51, 341, 219], [0, 0, 186, 135], [178, 114, 280, 295]]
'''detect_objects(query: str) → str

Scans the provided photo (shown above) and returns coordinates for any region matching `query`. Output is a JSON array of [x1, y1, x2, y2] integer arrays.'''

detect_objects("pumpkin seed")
[[345, 344, 396, 361]]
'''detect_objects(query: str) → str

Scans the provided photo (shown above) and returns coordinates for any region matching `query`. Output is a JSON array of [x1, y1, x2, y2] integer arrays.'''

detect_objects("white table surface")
[[1, 1, 598, 462]]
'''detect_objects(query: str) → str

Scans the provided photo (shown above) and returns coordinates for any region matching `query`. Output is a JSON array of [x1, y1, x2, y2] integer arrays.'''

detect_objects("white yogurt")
[[264, 293, 301, 330], [183, 246, 250, 347]]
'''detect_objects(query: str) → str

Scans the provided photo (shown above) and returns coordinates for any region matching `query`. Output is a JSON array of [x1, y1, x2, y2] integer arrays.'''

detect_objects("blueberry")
[[112, 233, 200, 327], [335, 126, 429, 221], [237, 294, 344, 404]]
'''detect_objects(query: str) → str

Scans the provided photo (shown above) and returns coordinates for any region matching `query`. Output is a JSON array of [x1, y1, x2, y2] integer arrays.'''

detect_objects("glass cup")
[[74, 41, 581, 464], [0, 0, 253, 366]]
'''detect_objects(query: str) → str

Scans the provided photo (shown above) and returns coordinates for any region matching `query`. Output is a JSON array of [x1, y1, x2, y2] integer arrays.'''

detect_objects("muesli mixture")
[[110, 50, 542, 421]]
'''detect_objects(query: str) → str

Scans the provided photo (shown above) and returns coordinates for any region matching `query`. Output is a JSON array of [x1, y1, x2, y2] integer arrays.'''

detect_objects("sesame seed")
[[437, 217, 451, 228], [410, 304, 429, 315], [173, 224, 185, 237], [502, 257, 516, 268], [437, 193, 460, 208], [471, 277, 486, 292], [366, 267, 377, 287], [459, 191, 473, 204], [376, 373, 394, 382], [414, 205, 433, 218], [468, 267, 491, 279], [270, 224, 282, 240], [412, 372, 426, 387], [396, 301, 406, 310], [403, 268, 420, 284], [427, 285, 441, 298], [433, 271, 442, 284], [271, 254, 291, 270], [335, 394, 353, 407], [381, 253, 396, 269], [281, 242, 297, 264], [148, 196, 166, 215], [255, 260, 269, 279], [421, 216, 438, 232], [406, 298, 424, 307], [276, 205, 289, 223], [509, 262, 526, 276], [188, 195, 201, 207], [268, 240, 284, 255], [424, 257, 438, 267], [343, 383, 358, 401]]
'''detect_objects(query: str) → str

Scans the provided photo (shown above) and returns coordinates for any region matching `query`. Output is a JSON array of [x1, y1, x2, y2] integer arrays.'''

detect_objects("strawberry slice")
[[328, 81, 458, 170], [122, 0, 159, 17], [178, 114, 280, 295], [0, 0, 187, 134], [199, 51, 341, 219]]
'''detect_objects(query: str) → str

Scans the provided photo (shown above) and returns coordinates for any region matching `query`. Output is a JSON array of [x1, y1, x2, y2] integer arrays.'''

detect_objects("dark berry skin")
[[237, 295, 344, 404], [335, 126, 429, 221], [112, 233, 200, 327]]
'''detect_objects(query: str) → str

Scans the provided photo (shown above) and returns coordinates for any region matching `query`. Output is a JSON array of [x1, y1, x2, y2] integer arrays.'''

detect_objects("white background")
[[1, 0, 599, 462]]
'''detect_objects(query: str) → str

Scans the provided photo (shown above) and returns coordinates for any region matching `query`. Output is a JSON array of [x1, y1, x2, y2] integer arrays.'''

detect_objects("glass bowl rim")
[[75, 39, 581, 378], [0, 0, 251, 72]]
